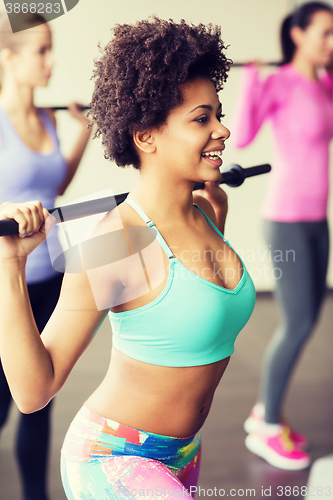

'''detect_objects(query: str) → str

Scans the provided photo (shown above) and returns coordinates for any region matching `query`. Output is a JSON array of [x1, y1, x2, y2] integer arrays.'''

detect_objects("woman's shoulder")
[[115, 200, 148, 228], [265, 64, 295, 86], [42, 108, 57, 126], [242, 64, 292, 101], [260, 65, 296, 105], [91, 201, 147, 240]]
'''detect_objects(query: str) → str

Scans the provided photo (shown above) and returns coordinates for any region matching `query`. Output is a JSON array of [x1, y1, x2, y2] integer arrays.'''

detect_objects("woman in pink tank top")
[[231, 1, 333, 470]]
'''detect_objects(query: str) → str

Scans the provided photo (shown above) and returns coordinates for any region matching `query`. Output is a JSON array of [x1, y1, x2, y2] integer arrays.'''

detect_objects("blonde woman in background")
[[0, 12, 91, 500]]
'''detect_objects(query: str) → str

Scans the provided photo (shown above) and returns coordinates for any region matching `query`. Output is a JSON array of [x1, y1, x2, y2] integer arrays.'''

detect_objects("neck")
[[0, 75, 34, 114], [129, 166, 196, 224], [291, 53, 318, 80]]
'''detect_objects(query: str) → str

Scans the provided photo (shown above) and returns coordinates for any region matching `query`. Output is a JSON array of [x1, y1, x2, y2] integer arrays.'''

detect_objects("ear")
[[290, 25, 303, 48], [132, 130, 156, 155]]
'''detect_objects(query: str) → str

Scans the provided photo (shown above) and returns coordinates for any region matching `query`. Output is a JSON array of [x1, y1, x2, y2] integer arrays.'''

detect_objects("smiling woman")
[[133, 78, 229, 188], [89, 16, 231, 169], [0, 16, 255, 500]]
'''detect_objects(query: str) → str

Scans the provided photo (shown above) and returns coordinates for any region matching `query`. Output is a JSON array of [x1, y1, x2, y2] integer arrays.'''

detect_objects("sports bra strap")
[[124, 198, 174, 259], [193, 203, 225, 240]]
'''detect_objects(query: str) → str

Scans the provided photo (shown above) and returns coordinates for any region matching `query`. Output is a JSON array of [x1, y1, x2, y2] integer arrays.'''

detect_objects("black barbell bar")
[[0, 163, 271, 236], [231, 62, 280, 68]]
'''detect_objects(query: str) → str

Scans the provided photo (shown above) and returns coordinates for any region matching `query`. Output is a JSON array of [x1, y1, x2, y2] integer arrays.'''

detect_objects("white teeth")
[[202, 150, 223, 159]]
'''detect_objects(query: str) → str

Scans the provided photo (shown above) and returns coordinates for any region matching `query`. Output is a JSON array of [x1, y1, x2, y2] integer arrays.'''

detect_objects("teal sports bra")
[[108, 198, 256, 367]]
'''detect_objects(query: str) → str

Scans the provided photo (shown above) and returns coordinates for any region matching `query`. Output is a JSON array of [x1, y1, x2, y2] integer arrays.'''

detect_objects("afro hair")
[[89, 16, 231, 169]]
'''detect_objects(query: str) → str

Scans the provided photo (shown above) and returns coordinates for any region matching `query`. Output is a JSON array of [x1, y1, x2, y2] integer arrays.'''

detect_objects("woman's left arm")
[[193, 182, 228, 234], [58, 103, 92, 196]]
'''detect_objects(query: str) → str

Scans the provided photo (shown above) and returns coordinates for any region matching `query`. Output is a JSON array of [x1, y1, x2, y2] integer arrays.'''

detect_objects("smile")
[[201, 150, 223, 160]]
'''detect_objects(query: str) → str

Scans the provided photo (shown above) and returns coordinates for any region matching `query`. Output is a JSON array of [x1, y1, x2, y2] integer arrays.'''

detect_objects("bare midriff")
[[86, 347, 230, 438]]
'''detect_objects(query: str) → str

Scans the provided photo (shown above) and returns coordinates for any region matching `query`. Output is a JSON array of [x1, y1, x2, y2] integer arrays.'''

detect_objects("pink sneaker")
[[244, 408, 308, 449], [245, 427, 311, 470]]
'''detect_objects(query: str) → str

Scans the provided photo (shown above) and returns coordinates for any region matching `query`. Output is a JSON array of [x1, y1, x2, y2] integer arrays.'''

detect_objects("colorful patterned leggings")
[[61, 404, 201, 499]]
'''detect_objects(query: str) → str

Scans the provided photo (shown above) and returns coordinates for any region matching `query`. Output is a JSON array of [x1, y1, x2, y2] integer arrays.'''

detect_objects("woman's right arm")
[[230, 64, 278, 148], [0, 202, 112, 414]]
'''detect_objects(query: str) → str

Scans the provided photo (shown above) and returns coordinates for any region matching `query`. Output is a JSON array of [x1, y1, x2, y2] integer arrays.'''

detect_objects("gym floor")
[[0, 291, 332, 500]]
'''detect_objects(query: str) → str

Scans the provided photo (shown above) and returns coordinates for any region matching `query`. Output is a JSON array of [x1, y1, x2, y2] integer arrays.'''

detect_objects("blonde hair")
[[0, 12, 47, 82]]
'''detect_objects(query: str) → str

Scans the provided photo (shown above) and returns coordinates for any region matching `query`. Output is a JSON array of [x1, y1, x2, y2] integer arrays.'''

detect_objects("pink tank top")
[[231, 64, 333, 222]]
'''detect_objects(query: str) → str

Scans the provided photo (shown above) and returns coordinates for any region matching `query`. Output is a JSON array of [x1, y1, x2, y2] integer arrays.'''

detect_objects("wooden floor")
[[1, 292, 332, 500]]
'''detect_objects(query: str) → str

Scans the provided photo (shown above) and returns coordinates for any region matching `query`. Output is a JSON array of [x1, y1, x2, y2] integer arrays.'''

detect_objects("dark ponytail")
[[280, 1, 333, 64], [280, 14, 294, 65]]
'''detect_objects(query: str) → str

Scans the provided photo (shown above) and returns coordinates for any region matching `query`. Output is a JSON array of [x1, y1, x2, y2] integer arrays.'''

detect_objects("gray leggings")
[[260, 219, 329, 424]]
